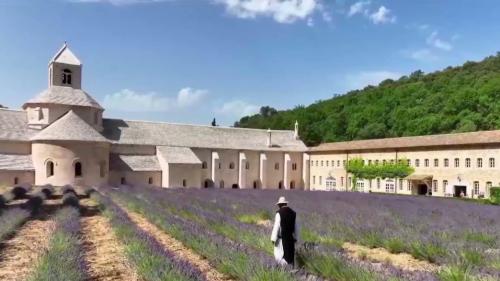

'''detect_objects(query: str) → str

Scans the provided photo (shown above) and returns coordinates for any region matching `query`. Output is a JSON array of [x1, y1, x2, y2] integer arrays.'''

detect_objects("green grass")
[[410, 241, 447, 263], [237, 210, 272, 225], [464, 232, 496, 247], [384, 238, 406, 254]]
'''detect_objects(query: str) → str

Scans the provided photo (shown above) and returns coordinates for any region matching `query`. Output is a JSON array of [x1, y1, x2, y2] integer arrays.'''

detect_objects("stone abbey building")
[[0, 45, 498, 199]]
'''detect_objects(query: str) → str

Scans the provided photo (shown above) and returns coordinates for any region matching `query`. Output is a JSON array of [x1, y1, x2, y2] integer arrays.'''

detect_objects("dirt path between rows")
[[343, 242, 439, 272], [0, 199, 59, 281], [125, 209, 233, 281], [80, 199, 139, 281]]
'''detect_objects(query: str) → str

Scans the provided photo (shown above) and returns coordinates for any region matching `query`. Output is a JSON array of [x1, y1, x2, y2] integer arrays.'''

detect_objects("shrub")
[[384, 238, 406, 254], [62, 185, 76, 196], [490, 187, 500, 204], [40, 184, 55, 199], [12, 184, 31, 199], [22, 192, 46, 215], [62, 193, 80, 208]]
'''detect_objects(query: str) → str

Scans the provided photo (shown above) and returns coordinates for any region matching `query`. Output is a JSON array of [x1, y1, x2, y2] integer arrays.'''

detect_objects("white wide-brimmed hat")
[[276, 196, 289, 205]]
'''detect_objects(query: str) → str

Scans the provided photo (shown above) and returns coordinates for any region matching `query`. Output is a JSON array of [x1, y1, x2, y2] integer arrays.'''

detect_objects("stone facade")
[[0, 44, 307, 190]]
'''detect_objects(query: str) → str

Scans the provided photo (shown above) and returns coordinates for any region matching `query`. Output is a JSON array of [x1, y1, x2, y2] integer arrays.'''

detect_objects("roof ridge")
[[0, 108, 23, 113], [316, 129, 500, 147], [103, 117, 294, 133]]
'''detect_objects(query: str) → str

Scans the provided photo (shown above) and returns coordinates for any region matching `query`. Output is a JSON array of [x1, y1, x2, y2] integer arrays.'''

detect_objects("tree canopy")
[[235, 53, 500, 146]]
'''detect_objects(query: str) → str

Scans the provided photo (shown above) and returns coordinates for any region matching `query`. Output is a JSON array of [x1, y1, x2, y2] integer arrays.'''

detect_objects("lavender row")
[[92, 190, 206, 281]]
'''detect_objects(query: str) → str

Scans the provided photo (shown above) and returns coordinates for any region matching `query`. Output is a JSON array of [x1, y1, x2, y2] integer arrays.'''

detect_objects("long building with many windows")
[[307, 131, 500, 198]]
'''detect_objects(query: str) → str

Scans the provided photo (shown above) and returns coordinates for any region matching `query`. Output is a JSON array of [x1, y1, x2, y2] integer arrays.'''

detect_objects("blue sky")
[[0, 0, 499, 126]]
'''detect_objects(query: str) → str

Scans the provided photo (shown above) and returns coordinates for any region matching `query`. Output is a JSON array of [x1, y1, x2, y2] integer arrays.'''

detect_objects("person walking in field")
[[271, 196, 299, 266]]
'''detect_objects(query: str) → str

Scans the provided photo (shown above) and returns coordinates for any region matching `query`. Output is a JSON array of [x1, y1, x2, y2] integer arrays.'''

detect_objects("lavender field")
[[106, 186, 500, 281]]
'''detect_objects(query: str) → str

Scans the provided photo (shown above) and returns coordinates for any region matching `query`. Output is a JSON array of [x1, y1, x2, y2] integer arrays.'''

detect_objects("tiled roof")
[[0, 154, 34, 171], [23, 86, 103, 109], [51, 44, 81, 65], [31, 110, 108, 143], [0, 109, 36, 141], [157, 146, 202, 164], [102, 119, 307, 151], [310, 130, 500, 152], [109, 154, 161, 171]]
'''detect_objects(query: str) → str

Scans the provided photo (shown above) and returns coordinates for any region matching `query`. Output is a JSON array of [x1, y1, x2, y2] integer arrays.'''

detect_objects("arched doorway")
[[417, 184, 428, 195], [220, 180, 225, 188], [278, 181, 283, 189], [253, 181, 259, 189], [204, 179, 213, 188], [232, 184, 239, 189], [290, 181, 295, 189]]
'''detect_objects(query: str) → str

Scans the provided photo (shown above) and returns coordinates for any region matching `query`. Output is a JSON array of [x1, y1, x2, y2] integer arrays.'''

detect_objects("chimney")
[[267, 128, 272, 147], [294, 120, 299, 140]]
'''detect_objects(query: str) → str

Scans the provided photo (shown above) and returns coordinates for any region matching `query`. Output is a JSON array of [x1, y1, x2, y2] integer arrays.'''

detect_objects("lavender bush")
[[92, 191, 206, 281], [0, 207, 31, 242], [114, 186, 500, 280], [29, 207, 87, 281]]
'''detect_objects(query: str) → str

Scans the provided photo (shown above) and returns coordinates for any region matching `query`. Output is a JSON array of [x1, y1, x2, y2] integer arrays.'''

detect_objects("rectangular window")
[[444, 158, 449, 167], [368, 160, 372, 165], [321, 161, 324, 167], [375, 160, 380, 165], [315, 160, 318, 166], [434, 159, 439, 167], [341, 177, 344, 187], [443, 180, 448, 193], [390, 159, 394, 164], [312, 176, 316, 185], [399, 179, 403, 190], [337, 160, 340, 167], [326, 161, 329, 167], [489, 158, 495, 168], [369, 179, 372, 189], [343, 160, 346, 167], [407, 159, 411, 166], [433, 180, 438, 193], [415, 159, 420, 167], [455, 158, 460, 167], [319, 176, 322, 185], [377, 178, 381, 189], [385, 180, 394, 193], [331, 160, 334, 167], [383, 160, 387, 165], [466, 158, 471, 168], [473, 181, 479, 195], [407, 180, 411, 191], [424, 159, 429, 167], [348, 177, 351, 188], [477, 158, 483, 168], [310, 161, 313, 166]]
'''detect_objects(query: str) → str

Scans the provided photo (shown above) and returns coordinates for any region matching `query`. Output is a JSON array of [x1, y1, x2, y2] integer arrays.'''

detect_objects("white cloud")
[[102, 87, 207, 112], [348, 1, 370, 17], [410, 48, 438, 62], [369, 6, 396, 24], [345, 71, 402, 90], [215, 100, 260, 118], [426, 31, 453, 51], [68, 0, 169, 5], [213, 0, 319, 23]]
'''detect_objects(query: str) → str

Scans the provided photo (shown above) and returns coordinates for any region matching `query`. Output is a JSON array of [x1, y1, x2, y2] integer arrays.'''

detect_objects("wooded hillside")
[[235, 53, 500, 146]]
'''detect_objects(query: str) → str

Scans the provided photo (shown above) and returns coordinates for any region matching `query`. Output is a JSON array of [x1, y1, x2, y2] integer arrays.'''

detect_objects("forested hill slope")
[[234, 53, 500, 146]]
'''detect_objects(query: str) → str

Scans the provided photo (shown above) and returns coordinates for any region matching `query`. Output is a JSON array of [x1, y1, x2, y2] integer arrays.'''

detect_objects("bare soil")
[[80, 198, 139, 281], [256, 219, 272, 228], [0, 199, 59, 281], [126, 209, 233, 281], [342, 242, 439, 272]]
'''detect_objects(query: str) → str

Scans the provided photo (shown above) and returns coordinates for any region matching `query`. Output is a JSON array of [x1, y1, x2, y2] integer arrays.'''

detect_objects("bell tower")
[[48, 43, 82, 89]]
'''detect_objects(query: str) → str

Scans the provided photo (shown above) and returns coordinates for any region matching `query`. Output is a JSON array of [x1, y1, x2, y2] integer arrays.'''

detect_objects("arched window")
[[74, 162, 82, 177], [62, 69, 72, 85], [46, 161, 54, 177], [121, 177, 126, 185], [290, 181, 295, 189], [14, 177, 19, 185], [202, 161, 208, 169], [229, 162, 235, 169], [278, 181, 283, 189], [274, 163, 279, 170], [182, 179, 187, 187], [245, 162, 250, 170], [253, 181, 258, 189], [220, 180, 224, 188], [148, 177, 153, 184]]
